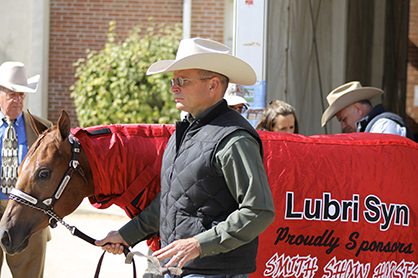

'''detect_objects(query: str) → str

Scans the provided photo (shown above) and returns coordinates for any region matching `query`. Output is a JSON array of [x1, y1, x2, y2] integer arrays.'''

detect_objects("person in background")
[[321, 81, 414, 140], [96, 38, 275, 278], [0, 61, 52, 278], [224, 83, 249, 115], [255, 100, 299, 134]]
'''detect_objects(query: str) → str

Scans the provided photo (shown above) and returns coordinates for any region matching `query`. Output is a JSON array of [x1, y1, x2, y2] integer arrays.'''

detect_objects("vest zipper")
[[169, 164, 175, 179], [170, 119, 198, 180]]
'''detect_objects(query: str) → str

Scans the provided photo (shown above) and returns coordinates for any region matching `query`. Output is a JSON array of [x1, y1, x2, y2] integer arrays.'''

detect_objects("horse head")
[[0, 110, 93, 254]]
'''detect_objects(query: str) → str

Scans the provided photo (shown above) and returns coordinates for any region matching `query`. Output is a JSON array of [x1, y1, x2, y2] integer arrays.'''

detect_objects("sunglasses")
[[169, 77, 214, 87], [230, 105, 248, 114]]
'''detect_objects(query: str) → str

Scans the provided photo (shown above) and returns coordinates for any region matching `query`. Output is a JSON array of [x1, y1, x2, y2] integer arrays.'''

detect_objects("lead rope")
[[9, 192, 137, 277], [94, 245, 136, 278], [10, 194, 181, 276]]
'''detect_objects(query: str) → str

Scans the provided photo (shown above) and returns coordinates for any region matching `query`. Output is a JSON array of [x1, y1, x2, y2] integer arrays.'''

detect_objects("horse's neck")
[[79, 147, 95, 197]]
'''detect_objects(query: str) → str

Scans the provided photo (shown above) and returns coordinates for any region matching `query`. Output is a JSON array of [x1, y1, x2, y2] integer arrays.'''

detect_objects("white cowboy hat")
[[0, 61, 40, 93], [321, 81, 383, 126], [224, 83, 249, 107], [146, 38, 257, 86], [0, 62, 40, 93]]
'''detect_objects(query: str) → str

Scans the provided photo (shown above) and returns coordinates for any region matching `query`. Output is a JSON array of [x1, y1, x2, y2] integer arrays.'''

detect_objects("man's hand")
[[95, 230, 129, 255], [152, 237, 201, 269]]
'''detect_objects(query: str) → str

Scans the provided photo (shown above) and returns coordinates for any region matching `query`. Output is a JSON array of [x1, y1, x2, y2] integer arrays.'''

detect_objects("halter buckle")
[[70, 160, 79, 169], [43, 198, 53, 206]]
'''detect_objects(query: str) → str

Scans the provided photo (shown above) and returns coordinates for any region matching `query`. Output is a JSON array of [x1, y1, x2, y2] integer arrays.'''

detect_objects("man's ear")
[[353, 102, 364, 116], [208, 77, 222, 94]]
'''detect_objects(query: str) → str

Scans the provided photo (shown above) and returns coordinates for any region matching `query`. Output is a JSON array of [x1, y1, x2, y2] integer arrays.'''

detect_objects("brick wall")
[[48, 0, 225, 126], [407, 0, 418, 136], [191, 0, 225, 40]]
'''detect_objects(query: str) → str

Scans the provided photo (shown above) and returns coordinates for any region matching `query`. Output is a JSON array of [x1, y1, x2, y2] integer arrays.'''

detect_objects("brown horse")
[[0, 110, 173, 254]]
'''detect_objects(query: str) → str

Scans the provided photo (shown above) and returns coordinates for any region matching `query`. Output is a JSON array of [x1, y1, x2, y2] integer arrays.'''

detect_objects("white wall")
[[0, 0, 50, 119]]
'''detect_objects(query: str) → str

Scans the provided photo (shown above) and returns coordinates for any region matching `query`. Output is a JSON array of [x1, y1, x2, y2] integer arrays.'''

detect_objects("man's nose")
[[170, 84, 180, 93]]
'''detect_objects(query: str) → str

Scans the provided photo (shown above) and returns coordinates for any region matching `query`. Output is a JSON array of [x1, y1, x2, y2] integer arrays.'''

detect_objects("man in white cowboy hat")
[[97, 38, 275, 277], [321, 81, 414, 140], [0, 61, 52, 278], [224, 83, 250, 114]]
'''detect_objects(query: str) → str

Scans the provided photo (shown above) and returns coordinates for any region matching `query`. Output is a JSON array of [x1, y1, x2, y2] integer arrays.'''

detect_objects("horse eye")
[[38, 170, 50, 179]]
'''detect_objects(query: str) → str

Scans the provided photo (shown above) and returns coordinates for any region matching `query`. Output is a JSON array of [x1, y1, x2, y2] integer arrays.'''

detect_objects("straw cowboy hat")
[[224, 83, 250, 107], [0, 61, 40, 93], [321, 81, 383, 126], [146, 38, 257, 86]]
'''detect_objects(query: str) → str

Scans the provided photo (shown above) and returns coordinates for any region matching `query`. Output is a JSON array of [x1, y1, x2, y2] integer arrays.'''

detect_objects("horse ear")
[[28, 110, 49, 136], [57, 110, 71, 141]]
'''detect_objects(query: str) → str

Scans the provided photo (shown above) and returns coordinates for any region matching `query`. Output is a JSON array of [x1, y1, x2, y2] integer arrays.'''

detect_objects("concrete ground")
[[0, 199, 152, 278]]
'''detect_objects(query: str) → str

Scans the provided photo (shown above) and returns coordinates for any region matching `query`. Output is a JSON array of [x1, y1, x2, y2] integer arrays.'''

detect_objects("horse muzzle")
[[0, 201, 39, 255], [0, 224, 30, 255]]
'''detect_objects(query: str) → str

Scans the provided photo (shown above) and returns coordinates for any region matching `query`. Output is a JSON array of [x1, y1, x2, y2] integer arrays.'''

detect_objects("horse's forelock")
[[27, 127, 59, 157]]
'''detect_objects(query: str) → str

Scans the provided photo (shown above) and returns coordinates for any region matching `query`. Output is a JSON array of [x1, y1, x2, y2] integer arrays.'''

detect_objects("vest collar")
[[357, 104, 386, 132], [175, 100, 230, 151]]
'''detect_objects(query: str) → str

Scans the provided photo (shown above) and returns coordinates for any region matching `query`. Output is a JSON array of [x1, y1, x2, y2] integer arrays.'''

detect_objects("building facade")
[[1, 0, 418, 136]]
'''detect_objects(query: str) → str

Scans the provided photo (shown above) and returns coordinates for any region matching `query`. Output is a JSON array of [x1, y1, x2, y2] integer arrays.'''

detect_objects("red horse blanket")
[[73, 124, 418, 277], [72, 124, 174, 218]]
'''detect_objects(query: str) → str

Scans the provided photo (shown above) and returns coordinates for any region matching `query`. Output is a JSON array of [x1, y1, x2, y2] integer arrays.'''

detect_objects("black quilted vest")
[[358, 104, 415, 141], [160, 101, 262, 275]]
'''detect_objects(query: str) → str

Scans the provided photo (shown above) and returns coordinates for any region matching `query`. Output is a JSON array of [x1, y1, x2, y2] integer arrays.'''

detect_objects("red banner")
[[252, 131, 418, 278]]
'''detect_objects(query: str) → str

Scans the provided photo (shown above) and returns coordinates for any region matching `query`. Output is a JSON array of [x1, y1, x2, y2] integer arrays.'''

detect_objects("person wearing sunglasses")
[[224, 83, 250, 115], [97, 38, 275, 278]]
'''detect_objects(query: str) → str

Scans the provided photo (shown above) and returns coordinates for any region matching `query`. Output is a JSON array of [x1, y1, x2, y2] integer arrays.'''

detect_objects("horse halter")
[[7, 132, 183, 277], [8, 134, 87, 229]]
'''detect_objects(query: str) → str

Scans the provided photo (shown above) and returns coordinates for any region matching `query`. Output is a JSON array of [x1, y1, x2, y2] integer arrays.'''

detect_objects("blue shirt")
[[0, 112, 28, 166]]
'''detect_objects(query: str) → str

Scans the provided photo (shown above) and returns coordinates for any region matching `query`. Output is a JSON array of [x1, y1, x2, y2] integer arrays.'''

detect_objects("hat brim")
[[1, 75, 40, 93], [321, 87, 383, 126], [146, 53, 257, 86], [224, 95, 249, 106]]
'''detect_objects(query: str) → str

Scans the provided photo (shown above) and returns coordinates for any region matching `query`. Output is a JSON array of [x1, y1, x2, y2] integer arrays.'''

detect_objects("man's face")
[[170, 69, 215, 116], [335, 104, 363, 133], [0, 87, 26, 120]]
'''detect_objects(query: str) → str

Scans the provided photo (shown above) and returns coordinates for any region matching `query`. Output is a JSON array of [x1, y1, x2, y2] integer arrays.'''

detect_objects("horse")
[[0, 110, 174, 255], [1, 109, 418, 277]]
